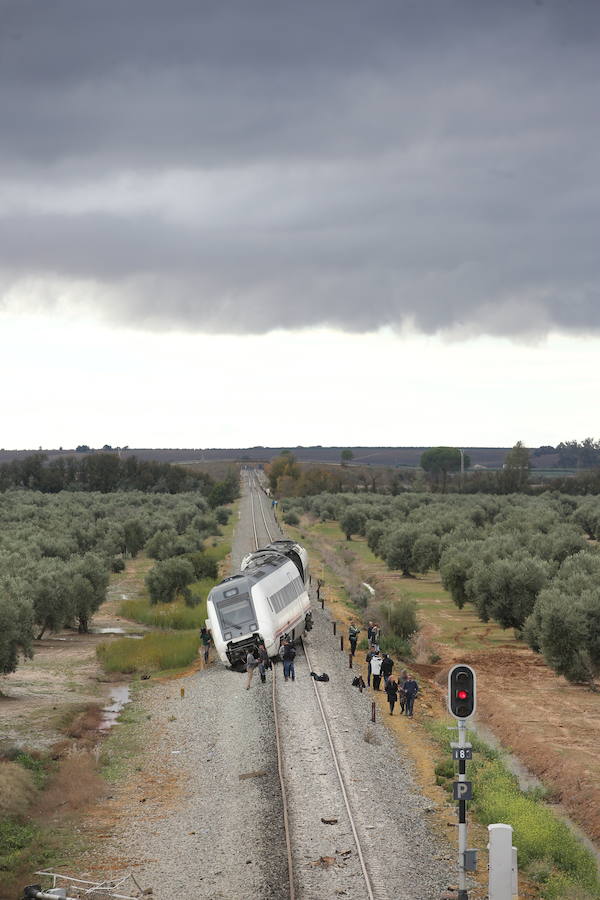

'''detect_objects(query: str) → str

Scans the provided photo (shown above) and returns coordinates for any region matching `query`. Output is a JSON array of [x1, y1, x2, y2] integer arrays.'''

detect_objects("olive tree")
[[0, 588, 33, 674]]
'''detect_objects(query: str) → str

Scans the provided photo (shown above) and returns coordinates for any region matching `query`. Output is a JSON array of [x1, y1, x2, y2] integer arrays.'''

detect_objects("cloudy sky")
[[1, 0, 599, 449]]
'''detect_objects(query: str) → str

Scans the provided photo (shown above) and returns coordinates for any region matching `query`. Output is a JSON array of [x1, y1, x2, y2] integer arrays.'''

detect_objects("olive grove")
[[0, 489, 230, 676], [284, 490, 600, 683]]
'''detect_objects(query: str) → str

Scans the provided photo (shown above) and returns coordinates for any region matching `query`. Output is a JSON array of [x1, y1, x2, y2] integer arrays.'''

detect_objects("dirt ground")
[[0, 560, 148, 752], [301, 523, 600, 851]]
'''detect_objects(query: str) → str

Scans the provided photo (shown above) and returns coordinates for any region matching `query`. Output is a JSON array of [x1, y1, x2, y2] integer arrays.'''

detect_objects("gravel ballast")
[[93, 478, 454, 898]]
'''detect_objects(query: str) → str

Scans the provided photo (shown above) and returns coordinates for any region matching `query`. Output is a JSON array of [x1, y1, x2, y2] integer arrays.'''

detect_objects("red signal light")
[[457, 690, 469, 700]]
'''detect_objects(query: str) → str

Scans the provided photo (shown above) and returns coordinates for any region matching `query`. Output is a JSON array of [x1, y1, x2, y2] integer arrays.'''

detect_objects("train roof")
[[210, 551, 291, 597]]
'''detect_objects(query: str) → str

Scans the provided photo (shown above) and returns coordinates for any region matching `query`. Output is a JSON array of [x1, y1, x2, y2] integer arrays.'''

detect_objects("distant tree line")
[[0, 452, 239, 502], [283, 490, 600, 684]]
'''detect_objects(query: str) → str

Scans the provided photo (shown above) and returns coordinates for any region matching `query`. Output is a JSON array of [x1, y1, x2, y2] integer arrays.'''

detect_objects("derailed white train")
[[207, 541, 311, 667]]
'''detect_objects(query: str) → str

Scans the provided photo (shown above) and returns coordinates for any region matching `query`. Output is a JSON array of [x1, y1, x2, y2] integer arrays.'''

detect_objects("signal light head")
[[448, 664, 476, 719]]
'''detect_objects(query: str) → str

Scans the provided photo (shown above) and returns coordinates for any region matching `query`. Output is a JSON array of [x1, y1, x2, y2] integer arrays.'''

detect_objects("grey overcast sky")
[[1, 0, 599, 448]]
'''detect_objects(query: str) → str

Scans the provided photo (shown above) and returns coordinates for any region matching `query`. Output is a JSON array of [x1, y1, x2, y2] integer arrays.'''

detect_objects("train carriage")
[[207, 549, 311, 667]]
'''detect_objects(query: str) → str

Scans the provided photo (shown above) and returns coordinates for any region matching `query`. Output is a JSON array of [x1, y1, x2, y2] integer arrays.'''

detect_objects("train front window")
[[216, 593, 254, 630]]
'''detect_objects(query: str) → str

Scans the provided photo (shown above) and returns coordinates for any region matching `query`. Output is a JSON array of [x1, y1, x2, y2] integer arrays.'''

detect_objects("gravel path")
[[94, 476, 453, 898]]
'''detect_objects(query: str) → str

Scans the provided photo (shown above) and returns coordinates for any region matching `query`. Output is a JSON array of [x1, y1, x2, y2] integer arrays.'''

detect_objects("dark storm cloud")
[[1, 0, 600, 335]]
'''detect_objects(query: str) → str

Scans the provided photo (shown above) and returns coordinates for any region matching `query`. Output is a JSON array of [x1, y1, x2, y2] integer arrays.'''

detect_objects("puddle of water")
[[90, 627, 144, 638], [98, 684, 131, 732]]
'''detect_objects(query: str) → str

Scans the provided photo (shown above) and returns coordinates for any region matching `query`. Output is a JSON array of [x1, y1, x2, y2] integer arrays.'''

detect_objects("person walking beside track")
[[245, 649, 259, 689], [398, 669, 408, 715], [381, 652, 393, 687], [348, 622, 360, 656], [385, 677, 399, 715], [403, 673, 419, 716], [370, 650, 383, 691]]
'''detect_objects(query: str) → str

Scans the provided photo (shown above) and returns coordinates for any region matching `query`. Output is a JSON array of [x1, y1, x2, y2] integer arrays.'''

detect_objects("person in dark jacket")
[[403, 674, 419, 716], [348, 622, 360, 656], [200, 626, 211, 664], [365, 647, 375, 686], [381, 653, 393, 687], [282, 641, 296, 681], [385, 678, 399, 715]]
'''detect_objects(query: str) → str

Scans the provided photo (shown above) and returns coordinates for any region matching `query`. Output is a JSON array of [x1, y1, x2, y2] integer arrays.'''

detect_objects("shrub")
[[145, 558, 195, 604], [283, 511, 299, 526], [383, 597, 419, 640], [111, 557, 125, 573]]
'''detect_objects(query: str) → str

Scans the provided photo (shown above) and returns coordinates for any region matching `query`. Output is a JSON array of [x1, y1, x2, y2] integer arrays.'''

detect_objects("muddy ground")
[[0, 560, 148, 752]]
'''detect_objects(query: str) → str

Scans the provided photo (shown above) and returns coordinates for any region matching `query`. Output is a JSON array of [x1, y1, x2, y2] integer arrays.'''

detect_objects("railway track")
[[247, 472, 376, 899]]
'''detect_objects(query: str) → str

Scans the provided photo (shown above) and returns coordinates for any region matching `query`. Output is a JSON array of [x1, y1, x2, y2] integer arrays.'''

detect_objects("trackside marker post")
[[488, 824, 518, 900], [448, 664, 477, 900]]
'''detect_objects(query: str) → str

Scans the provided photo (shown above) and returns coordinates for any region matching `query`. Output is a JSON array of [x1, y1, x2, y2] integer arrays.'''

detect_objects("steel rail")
[[301, 637, 376, 900], [249, 473, 260, 551], [271, 662, 297, 900]]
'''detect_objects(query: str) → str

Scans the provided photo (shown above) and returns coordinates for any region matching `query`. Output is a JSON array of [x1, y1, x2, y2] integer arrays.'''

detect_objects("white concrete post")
[[488, 823, 518, 899]]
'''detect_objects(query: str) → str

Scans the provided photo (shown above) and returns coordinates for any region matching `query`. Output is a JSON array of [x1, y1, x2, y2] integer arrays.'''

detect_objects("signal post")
[[448, 664, 477, 900]]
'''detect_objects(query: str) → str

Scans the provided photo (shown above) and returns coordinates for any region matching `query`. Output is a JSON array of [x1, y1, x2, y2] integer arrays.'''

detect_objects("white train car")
[[241, 540, 310, 587], [207, 550, 311, 667]]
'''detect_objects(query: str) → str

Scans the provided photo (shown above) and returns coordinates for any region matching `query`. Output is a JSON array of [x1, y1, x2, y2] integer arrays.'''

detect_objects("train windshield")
[[214, 591, 255, 633]]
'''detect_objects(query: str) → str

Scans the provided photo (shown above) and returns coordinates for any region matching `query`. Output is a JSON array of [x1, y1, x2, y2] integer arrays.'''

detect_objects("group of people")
[[363, 622, 419, 717], [205, 619, 419, 717], [245, 638, 297, 688]]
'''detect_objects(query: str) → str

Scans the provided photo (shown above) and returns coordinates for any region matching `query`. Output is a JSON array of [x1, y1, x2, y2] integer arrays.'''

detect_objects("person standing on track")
[[257, 642, 269, 684], [348, 622, 360, 656], [370, 650, 383, 690], [282, 641, 296, 682], [385, 677, 399, 715], [245, 649, 259, 689]]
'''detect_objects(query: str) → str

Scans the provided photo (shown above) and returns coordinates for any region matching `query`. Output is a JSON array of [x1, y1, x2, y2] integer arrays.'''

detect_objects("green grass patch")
[[100, 694, 147, 783], [14, 753, 47, 789], [120, 595, 208, 629], [97, 630, 200, 674], [426, 721, 600, 899], [0, 820, 37, 871]]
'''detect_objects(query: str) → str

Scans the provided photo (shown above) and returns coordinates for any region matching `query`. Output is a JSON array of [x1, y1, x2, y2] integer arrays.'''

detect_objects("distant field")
[[0, 445, 566, 469]]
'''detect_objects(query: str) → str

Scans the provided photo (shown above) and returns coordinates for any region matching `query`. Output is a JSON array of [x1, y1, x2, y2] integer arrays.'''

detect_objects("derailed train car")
[[207, 547, 311, 667], [241, 539, 309, 586]]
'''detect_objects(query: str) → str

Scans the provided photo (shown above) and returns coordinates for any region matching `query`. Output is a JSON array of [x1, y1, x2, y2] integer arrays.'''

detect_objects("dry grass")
[[38, 748, 105, 814], [0, 762, 35, 818], [66, 705, 104, 739]]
